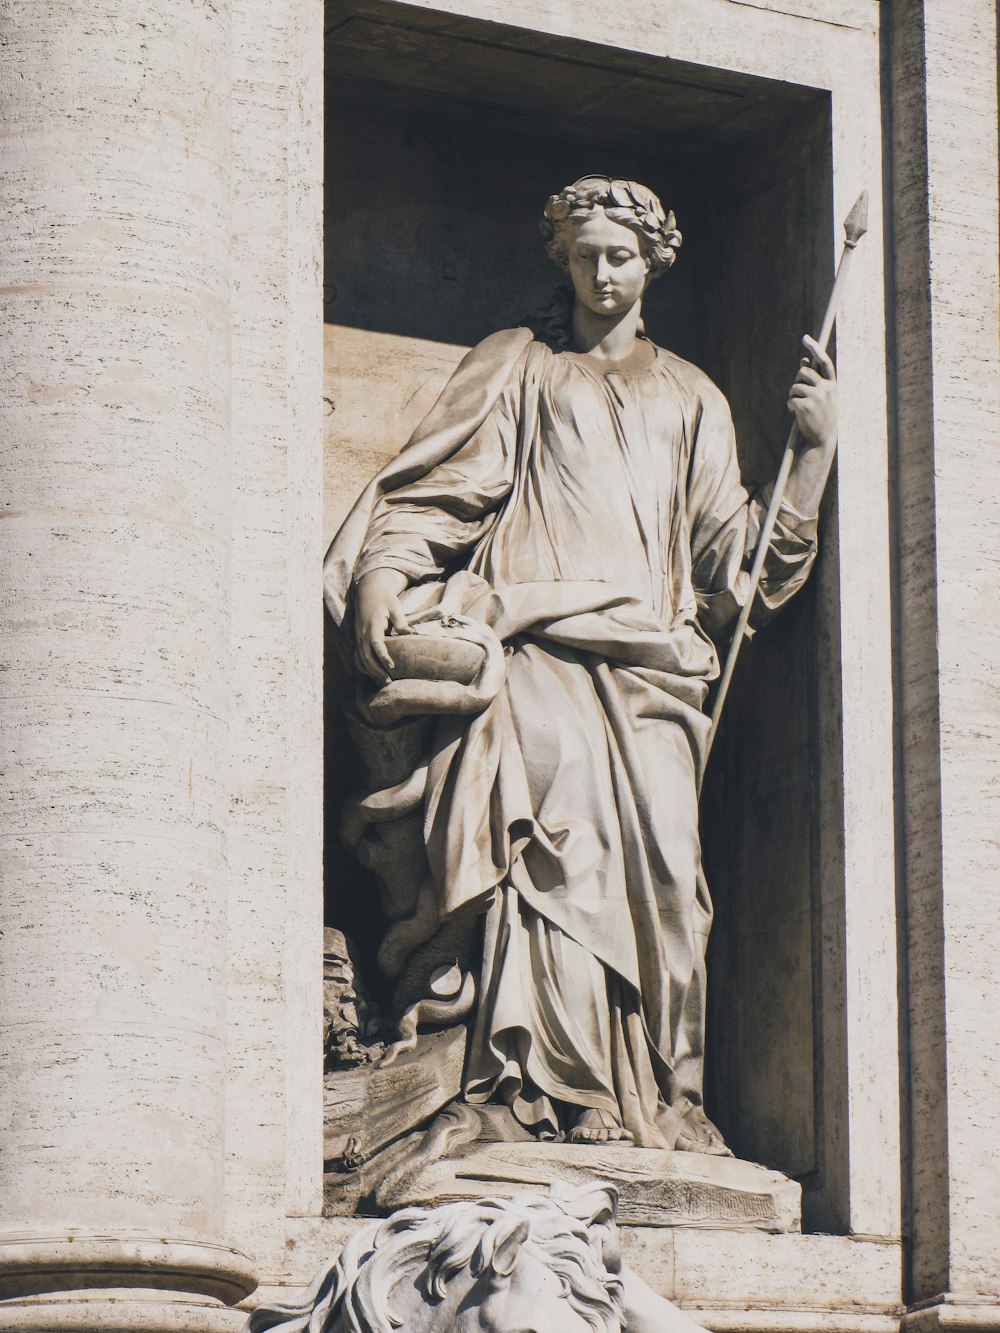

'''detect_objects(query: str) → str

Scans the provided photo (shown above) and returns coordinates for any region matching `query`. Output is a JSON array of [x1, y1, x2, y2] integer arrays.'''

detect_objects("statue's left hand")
[[787, 334, 837, 450]]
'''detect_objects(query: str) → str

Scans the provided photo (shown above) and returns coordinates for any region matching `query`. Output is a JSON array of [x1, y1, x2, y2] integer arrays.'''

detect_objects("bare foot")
[[567, 1108, 635, 1145], [674, 1105, 732, 1156]]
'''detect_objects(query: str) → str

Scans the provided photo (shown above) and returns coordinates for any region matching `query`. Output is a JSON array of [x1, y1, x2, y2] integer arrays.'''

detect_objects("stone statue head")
[[540, 175, 682, 279], [245, 1182, 627, 1333]]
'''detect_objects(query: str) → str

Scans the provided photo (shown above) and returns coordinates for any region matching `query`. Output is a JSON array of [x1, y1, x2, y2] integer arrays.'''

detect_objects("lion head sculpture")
[[246, 1183, 648, 1333]]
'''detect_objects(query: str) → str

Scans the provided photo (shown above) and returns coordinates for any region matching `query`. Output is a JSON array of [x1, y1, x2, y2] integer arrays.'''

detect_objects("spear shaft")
[[703, 190, 869, 765]]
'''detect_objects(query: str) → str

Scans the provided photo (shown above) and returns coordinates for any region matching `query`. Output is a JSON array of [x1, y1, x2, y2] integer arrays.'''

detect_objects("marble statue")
[[324, 175, 837, 1158], [245, 1182, 708, 1333]]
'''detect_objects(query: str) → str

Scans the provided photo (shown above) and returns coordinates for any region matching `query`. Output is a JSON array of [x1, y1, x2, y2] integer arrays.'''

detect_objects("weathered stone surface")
[[0, 1299, 247, 1333], [380, 1141, 801, 1233], [323, 1026, 466, 1167]]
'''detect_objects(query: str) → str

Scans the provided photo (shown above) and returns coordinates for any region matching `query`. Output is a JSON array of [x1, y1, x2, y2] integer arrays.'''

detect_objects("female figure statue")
[[324, 176, 837, 1155]]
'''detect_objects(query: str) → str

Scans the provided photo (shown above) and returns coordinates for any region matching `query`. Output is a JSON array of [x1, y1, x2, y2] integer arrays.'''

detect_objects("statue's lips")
[[384, 633, 486, 686]]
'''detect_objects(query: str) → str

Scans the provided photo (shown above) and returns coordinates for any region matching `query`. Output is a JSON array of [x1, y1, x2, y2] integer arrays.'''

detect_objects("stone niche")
[[323, 0, 837, 1228]]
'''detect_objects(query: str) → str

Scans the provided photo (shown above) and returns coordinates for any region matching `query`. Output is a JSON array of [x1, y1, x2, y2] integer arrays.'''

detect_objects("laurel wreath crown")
[[540, 176, 682, 275]]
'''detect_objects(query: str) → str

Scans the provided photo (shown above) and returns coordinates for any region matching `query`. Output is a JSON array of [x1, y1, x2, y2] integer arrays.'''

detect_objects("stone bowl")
[[385, 634, 486, 686]]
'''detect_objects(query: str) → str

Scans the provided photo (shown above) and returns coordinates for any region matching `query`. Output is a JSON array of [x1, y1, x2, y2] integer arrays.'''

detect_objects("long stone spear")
[[703, 189, 869, 765]]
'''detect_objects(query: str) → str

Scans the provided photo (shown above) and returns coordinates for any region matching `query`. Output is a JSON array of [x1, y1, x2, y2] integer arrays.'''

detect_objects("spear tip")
[[844, 189, 869, 244]]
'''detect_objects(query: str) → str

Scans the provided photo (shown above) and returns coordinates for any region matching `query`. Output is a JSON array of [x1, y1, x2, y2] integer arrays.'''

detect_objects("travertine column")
[[888, 0, 1000, 1325], [0, 1, 254, 1327]]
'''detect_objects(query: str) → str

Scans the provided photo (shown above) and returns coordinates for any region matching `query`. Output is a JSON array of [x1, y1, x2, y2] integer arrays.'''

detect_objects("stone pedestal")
[[380, 1143, 802, 1233]]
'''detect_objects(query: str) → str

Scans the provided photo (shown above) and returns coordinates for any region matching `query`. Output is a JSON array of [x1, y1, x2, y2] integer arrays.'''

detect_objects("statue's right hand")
[[354, 569, 410, 681]]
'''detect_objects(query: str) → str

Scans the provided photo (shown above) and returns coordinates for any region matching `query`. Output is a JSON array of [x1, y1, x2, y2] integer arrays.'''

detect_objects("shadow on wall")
[[325, 78, 704, 358]]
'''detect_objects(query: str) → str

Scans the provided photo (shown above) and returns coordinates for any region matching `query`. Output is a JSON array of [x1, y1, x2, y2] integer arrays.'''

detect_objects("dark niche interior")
[[324, 0, 837, 1228]]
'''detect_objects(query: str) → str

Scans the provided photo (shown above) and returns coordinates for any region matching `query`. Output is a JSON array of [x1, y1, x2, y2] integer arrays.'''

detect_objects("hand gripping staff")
[[703, 189, 869, 767]]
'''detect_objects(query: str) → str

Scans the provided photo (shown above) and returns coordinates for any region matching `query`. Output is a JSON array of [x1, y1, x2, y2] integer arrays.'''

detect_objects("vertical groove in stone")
[[886, 0, 950, 1301], [0, 0, 234, 1254]]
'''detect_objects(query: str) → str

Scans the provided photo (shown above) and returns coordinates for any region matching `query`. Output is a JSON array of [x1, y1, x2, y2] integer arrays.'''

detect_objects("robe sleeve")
[[354, 374, 519, 585], [687, 377, 818, 636]]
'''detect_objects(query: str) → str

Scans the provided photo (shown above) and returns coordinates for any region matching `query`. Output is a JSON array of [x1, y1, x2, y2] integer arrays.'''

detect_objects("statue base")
[[324, 1071, 801, 1232], [371, 1103, 801, 1232]]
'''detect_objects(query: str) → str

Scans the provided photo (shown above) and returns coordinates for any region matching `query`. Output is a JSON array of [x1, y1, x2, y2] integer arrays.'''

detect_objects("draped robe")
[[325, 328, 817, 1147]]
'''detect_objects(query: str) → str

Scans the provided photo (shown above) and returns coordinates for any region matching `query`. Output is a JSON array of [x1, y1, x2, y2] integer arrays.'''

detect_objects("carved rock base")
[[323, 1025, 466, 1167], [378, 1137, 802, 1233]]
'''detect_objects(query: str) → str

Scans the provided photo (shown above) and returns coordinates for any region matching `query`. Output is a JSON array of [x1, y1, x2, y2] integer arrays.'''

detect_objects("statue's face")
[[566, 211, 649, 318]]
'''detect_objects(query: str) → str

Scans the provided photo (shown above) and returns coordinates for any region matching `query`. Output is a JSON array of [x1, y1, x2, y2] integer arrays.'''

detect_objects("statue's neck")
[[570, 299, 643, 362]]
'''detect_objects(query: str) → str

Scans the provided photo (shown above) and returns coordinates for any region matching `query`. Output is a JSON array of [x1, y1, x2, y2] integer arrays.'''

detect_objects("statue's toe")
[[567, 1109, 633, 1145], [674, 1107, 733, 1156]]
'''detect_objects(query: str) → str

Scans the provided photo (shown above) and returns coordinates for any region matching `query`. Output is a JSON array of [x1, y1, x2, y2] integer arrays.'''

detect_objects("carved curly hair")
[[540, 175, 682, 278], [245, 1183, 626, 1333]]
